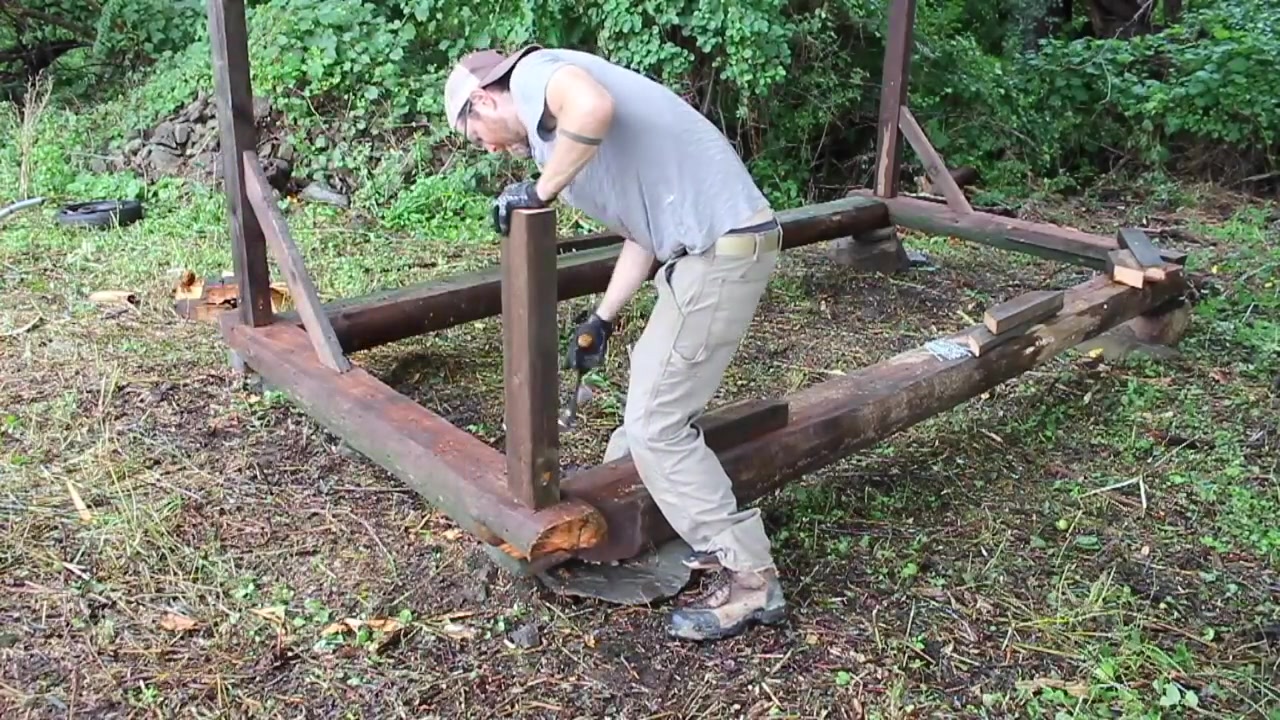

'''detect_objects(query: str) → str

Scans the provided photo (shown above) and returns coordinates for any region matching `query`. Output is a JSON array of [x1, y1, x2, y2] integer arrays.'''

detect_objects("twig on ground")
[[1079, 478, 1137, 498], [338, 508, 397, 573], [1, 316, 40, 337]]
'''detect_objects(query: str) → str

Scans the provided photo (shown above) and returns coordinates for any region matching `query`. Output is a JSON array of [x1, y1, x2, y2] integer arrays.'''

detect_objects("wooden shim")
[[966, 319, 1038, 356], [1107, 249, 1148, 288], [1108, 249, 1180, 287], [899, 106, 973, 215], [562, 271, 1187, 563], [874, 0, 918, 198], [207, 0, 272, 327], [983, 289, 1065, 334], [242, 152, 350, 373], [275, 196, 890, 353], [220, 319, 606, 560], [852, 192, 1187, 269], [502, 208, 561, 509], [1117, 228, 1164, 268]]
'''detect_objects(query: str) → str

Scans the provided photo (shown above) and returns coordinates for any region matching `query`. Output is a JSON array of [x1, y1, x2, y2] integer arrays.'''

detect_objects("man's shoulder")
[[530, 47, 607, 64], [515, 47, 641, 81]]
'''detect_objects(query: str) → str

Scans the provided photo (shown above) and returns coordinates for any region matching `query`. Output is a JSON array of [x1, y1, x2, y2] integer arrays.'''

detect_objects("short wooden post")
[[207, 0, 272, 327], [502, 208, 561, 509]]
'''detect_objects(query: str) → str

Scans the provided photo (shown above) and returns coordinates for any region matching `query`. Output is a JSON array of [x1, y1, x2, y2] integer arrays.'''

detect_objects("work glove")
[[566, 311, 613, 372], [492, 179, 547, 235]]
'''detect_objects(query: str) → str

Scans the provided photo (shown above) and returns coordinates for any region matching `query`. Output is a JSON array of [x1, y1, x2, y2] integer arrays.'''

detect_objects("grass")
[[2, 96, 1279, 718]]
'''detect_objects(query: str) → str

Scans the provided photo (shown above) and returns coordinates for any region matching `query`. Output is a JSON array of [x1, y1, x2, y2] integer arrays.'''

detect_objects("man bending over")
[[444, 45, 785, 642]]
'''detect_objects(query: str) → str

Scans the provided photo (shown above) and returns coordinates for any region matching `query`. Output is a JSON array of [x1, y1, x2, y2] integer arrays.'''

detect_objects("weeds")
[[14, 72, 53, 199]]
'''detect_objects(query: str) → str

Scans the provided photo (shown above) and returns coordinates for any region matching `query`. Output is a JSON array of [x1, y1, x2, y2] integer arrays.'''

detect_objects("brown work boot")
[[667, 567, 787, 641]]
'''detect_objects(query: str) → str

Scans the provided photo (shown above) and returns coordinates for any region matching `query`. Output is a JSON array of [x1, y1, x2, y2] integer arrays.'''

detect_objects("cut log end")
[[530, 509, 609, 558], [1130, 299, 1193, 347]]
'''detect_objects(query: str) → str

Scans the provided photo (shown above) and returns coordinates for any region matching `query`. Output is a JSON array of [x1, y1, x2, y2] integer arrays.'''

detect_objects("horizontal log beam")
[[697, 398, 790, 453], [220, 318, 606, 560], [563, 270, 1188, 562], [851, 191, 1186, 269], [278, 196, 890, 353]]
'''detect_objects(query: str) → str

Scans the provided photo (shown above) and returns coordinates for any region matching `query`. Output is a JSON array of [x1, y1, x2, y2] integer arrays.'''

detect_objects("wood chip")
[[65, 480, 91, 524], [88, 290, 138, 305], [159, 612, 200, 633]]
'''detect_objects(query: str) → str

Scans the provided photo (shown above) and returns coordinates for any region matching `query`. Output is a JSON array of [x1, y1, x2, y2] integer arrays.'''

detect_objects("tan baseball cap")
[[444, 45, 543, 131]]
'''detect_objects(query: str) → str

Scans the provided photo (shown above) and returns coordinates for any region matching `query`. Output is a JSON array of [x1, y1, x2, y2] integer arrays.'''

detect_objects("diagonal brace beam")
[[242, 151, 350, 373], [898, 106, 974, 215]]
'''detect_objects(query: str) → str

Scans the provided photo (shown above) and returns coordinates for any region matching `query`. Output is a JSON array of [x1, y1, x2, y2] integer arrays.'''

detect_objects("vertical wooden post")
[[502, 208, 560, 509], [208, 0, 272, 327], [833, 0, 914, 272], [873, 0, 918, 199]]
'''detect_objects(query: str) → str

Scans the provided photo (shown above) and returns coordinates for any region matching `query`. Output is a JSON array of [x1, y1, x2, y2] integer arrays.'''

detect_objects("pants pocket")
[[665, 256, 724, 364]]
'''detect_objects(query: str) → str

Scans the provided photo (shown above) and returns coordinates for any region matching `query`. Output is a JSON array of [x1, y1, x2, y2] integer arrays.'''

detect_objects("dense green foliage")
[[3, 0, 1278, 208]]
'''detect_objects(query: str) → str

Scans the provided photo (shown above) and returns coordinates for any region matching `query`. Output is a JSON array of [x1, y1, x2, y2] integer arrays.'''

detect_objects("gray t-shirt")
[[507, 48, 770, 262]]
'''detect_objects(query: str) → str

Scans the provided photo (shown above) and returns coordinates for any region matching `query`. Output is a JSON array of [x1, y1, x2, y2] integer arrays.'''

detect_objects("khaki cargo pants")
[[603, 219, 781, 574]]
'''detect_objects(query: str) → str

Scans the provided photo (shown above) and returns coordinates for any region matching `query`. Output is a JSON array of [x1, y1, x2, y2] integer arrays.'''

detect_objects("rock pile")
[[102, 91, 295, 194]]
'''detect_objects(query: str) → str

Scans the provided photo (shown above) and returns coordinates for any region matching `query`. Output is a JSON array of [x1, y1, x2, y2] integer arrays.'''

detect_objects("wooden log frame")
[[561, 270, 1188, 563], [206, 0, 1196, 574], [870, 0, 971, 218], [874, 0, 916, 198], [207, 0, 272, 327], [897, 106, 973, 215]]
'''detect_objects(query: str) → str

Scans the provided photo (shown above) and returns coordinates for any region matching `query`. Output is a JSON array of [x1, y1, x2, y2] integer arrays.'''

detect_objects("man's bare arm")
[[595, 238, 654, 322], [534, 65, 615, 202]]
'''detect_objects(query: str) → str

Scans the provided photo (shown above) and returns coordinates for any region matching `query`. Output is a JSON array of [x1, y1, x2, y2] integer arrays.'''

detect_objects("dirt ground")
[[1, 188, 1277, 718]]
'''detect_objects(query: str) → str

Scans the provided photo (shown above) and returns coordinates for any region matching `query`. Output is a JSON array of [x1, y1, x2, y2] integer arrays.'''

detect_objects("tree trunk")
[[1084, 0, 1156, 38]]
